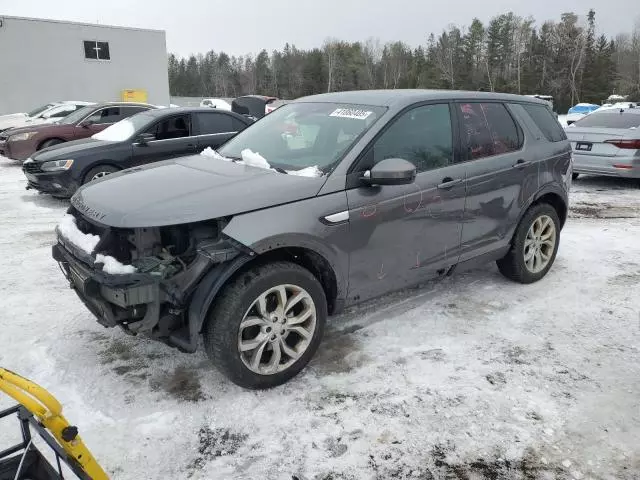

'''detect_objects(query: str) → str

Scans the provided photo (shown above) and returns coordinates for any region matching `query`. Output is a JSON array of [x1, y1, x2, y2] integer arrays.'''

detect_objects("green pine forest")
[[167, 10, 640, 112]]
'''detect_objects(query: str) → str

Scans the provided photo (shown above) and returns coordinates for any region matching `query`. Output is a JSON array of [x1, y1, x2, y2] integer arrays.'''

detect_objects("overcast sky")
[[3, 0, 638, 57]]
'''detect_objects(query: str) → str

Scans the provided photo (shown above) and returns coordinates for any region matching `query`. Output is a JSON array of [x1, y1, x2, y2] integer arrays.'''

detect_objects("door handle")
[[513, 159, 531, 168], [187, 143, 196, 148], [437, 177, 463, 189]]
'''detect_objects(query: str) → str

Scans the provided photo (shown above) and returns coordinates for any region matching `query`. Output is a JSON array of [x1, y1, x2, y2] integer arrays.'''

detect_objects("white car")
[[565, 103, 600, 125], [0, 101, 94, 133], [595, 102, 638, 112]]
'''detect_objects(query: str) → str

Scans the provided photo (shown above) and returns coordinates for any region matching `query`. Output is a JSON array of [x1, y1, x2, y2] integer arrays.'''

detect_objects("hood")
[[71, 154, 327, 228], [32, 138, 112, 161], [1, 123, 58, 136]]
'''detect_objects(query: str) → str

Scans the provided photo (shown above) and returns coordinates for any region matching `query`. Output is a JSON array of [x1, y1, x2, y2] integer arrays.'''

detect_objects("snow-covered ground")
[[1, 156, 639, 480]]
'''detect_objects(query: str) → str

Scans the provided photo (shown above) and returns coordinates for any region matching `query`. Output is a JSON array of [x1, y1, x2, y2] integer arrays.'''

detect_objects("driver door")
[[345, 103, 467, 303]]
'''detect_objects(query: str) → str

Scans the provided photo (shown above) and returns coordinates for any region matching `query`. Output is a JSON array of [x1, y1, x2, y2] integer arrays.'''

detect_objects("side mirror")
[[81, 119, 95, 128], [136, 133, 156, 145], [361, 158, 416, 186]]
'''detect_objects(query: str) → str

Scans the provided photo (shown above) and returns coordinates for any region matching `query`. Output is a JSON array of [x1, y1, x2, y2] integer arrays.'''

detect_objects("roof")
[[1, 15, 165, 34], [293, 89, 550, 108], [143, 107, 245, 117], [91, 102, 157, 109]]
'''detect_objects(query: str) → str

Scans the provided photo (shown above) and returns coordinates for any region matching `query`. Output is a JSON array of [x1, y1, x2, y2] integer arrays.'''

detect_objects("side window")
[[522, 104, 567, 142], [231, 117, 248, 132], [121, 106, 149, 118], [147, 114, 191, 140], [459, 103, 522, 160], [87, 107, 121, 124], [370, 104, 453, 173], [47, 106, 77, 118], [196, 113, 234, 134]]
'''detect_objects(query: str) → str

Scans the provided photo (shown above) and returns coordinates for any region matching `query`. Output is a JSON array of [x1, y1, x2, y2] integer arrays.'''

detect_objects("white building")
[[0, 15, 170, 114]]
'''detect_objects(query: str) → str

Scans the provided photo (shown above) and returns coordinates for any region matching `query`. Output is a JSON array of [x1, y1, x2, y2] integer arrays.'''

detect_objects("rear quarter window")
[[572, 111, 640, 129], [522, 104, 566, 142]]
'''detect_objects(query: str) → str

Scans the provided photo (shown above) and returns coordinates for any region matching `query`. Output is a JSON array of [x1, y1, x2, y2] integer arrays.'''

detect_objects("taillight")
[[604, 139, 640, 149]]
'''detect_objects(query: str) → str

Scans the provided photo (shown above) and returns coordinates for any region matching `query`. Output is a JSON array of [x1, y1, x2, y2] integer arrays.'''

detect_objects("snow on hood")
[[200, 147, 322, 177], [92, 119, 136, 142], [58, 214, 100, 254], [240, 149, 271, 169], [58, 214, 137, 274], [200, 147, 233, 161], [287, 165, 323, 177]]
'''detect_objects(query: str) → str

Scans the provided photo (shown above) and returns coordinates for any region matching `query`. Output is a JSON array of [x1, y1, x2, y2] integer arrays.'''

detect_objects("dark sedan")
[[22, 107, 253, 197], [0, 102, 155, 161]]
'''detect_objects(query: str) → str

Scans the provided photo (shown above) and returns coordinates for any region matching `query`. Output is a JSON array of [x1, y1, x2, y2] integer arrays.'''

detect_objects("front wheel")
[[203, 261, 327, 389], [497, 203, 560, 284], [83, 165, 119, 185], [572, 173, 579, 181]]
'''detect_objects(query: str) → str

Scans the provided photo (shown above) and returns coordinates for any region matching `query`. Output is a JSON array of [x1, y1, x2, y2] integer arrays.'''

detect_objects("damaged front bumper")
[[52, 239, 163, 331], [52, 226, 247, 351]]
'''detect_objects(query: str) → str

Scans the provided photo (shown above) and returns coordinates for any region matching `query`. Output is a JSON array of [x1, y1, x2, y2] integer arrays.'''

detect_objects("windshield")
[[27, 103, 56, 117], [218, 102, 386, 172], [58, 105, 97, 125], [92, 113, 156, 142], [572, 111, 640, 129]]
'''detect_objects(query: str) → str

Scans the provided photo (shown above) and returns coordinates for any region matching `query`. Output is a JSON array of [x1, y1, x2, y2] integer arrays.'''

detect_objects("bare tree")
[[323, 38, 340, 93]]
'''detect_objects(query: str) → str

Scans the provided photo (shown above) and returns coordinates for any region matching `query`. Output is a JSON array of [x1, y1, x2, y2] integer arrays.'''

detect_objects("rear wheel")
[[203, 261, 327, 389], [39, 139, 64, 150], [497, 203, 560, 284], [83, 165, 119, 185]]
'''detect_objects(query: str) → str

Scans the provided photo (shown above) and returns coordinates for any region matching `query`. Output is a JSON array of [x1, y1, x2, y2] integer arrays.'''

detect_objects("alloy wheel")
[[523, 214, 557, 273], [238, 284, 317, 375]]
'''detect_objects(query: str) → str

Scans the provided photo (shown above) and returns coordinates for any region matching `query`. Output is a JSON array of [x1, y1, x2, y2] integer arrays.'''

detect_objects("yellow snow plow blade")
[[0, 368, 109, 480]]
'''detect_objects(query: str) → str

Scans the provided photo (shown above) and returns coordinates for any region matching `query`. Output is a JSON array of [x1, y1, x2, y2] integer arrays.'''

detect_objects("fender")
[[178, 253, 255, 353], [508, 181, 569, 242]]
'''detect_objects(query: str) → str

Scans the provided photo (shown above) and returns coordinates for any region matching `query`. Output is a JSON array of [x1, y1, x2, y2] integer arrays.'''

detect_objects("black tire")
[[83, 165, 119, 185], [39, 139, 64, 150], [497, 203, 561, 284], [572, 173, 579, 181], [203, 261, 327, 389]]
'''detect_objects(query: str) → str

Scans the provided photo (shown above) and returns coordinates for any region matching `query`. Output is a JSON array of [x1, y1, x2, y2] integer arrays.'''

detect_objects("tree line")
[[167, 10, 640, 112]]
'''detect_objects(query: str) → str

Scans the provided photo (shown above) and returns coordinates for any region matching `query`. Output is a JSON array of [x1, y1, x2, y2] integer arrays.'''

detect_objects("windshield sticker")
[[329, 108, 373, 120]]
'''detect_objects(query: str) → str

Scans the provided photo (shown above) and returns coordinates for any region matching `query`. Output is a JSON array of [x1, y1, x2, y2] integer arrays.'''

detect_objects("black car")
[[22, 107, 253, 197]]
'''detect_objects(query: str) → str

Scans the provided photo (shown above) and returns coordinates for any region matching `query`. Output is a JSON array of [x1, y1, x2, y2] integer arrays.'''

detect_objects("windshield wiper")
[[272, 167, 288, 174]]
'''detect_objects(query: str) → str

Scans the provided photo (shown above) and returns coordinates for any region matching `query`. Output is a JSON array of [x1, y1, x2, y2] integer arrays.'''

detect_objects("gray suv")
[[52, 90, 572, 389]]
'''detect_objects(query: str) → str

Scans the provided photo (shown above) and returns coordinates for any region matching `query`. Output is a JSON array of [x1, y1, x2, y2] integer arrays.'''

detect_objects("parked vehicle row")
[[0, 101, 93, 133], [23, 107, 253, 197], [49, 90, 572, 389], [1, 102, 156, 161]]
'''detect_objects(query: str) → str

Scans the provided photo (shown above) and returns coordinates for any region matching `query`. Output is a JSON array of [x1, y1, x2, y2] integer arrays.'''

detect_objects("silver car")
[[566, 107, 640, 179]]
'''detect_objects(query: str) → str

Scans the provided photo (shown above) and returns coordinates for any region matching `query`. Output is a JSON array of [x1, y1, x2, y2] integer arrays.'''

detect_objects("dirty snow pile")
[[200, 147, 323, 177], [57, 214, 136, 274]]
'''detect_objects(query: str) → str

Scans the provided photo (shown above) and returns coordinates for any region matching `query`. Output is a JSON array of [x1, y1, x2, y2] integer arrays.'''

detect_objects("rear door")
[[193, 112, 248, 150], [131, 113, 197, 166], [455, 101, 534, 261]]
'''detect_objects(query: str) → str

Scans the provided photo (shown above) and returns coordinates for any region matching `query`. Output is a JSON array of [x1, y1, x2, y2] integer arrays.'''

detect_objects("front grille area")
[[23, 161, 42, 174]]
